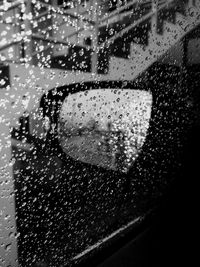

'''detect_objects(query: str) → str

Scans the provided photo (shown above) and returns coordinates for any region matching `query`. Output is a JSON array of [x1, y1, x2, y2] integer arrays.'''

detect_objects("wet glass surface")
[[0, 1, 200, 267]]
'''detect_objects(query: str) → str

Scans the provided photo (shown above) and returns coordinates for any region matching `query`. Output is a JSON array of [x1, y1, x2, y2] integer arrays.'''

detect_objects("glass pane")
[[0, 0, 200, 266]]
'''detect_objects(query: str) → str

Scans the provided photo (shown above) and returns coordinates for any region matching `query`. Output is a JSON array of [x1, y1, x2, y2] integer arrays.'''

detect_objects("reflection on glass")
[[58, 89, 152, 172]]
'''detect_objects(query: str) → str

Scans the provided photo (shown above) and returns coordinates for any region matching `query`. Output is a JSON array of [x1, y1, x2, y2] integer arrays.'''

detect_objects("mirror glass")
[[58, 89, 152, 173]]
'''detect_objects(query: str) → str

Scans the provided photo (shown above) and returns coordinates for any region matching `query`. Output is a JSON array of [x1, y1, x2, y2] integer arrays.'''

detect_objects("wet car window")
[[0, 0, 200, 267]]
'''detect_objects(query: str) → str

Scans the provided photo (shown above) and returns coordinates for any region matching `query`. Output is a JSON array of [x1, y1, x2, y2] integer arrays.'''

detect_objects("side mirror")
[[58, 88, 152, 173]]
